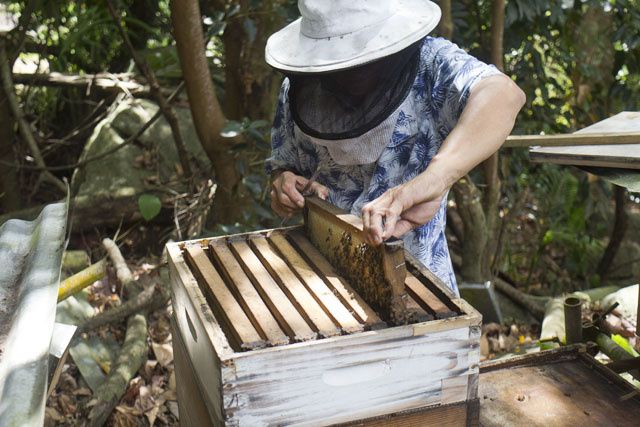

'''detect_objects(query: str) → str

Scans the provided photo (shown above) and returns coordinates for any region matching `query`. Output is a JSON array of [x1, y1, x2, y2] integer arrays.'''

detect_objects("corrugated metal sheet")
[[0, 201, 68, 427]]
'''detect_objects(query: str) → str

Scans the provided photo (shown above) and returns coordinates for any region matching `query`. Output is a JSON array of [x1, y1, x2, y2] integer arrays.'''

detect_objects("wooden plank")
[[528, 111, 640, 169], [529, 147, 640, 169], [228, 239, 316, 342], [249, 236, 341, 338], [505, 131, 640, 148], [268, 232, 364, 334], [304, 197, 428, 323], [286, 229, 386, 329], [166, 243, 232, 424], [405, 273, 457, 319], [171, 316, 217, 427], [209, 242, 289, 346], [227, 325, 476, 425], [183, 245, 265, 350], [405, 250, 457, 300], [341, 402, 470, 426]]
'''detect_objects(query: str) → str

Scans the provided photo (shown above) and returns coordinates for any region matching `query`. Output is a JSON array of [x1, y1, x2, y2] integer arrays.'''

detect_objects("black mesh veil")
[[287, 39, 422, 140]]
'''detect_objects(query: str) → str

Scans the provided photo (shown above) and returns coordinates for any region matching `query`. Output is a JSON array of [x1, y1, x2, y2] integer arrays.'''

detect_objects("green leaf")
[[138, 194, 162, 221], [221, 121, 243, 138]]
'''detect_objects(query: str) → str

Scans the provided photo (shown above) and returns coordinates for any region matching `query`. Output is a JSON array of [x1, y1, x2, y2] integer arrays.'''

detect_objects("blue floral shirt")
[[266, 37, 500, 294]]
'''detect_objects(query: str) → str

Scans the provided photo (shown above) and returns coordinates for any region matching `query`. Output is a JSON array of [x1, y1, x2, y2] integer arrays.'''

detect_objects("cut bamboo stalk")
[[405, 274, 457, 319], [229, 240, 316, 342], [287, 229, 385, 329], [268, 233, 364, 334], [249, 236, 341, 338], [209, 242, 289, 346], [184, 245, 265, 350], [57, 259, 107, 302]]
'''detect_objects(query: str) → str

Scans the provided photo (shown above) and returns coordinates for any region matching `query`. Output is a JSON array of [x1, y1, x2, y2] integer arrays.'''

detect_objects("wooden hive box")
[[479, 344, 640, 426], [167, 225, 481, 426]]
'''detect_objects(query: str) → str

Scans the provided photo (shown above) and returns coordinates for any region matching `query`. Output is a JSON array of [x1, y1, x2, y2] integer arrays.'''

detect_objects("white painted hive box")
[[167, 227, 481, 426]]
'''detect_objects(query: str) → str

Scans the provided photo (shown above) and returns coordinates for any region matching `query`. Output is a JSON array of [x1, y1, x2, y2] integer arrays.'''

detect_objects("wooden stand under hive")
[[167, 201, 481, 426]]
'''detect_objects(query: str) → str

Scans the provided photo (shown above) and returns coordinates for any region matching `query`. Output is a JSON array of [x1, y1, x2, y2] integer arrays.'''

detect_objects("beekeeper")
[[265, 0, 525, 293]]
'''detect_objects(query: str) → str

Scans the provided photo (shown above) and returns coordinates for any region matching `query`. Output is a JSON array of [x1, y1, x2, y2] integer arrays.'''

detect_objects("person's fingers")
[[381, 200, 403, 240], [368, 212, 384, 245], [271, 187, 297, 217], [271, 199, 288, 218], [382, 211, 398, 240], [281, 177, 305, 208], [309, 182, 329, 200], [294, 175, 309, 191], [391, 219, 415, 239], [277, 189, 299, 210], [361, 204, 371, 234]]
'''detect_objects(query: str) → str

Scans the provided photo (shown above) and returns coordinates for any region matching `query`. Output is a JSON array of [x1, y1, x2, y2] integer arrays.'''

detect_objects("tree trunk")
[[597, 185, 627, 279], [0, 90, 20, 212], [222, 0, 285, 120], [170, 0, 246, 223], [489, 0, 505, 71], [452, 177, 488, 282], [479, 0, 506, 277], [438, 0, 454, 40]]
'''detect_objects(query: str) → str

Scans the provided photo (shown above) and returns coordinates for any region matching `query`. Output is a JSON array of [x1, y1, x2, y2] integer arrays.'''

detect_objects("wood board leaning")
[[167, 224, 482, 426]]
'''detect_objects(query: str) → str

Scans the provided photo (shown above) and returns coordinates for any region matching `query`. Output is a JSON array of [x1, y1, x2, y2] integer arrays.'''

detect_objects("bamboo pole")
[[57, 259, 107, 302], [564, 297, 583, 345]]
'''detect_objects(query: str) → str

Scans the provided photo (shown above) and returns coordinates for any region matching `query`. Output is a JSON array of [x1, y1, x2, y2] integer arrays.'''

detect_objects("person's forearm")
[[405, 75, 525, 204]]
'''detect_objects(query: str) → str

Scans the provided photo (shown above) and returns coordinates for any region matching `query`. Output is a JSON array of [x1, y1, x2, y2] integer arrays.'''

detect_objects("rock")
[[71, 98, 211, 228]]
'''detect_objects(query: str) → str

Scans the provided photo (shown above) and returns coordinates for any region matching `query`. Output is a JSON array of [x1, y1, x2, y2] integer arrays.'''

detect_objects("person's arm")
[[362, 74, 525, 245], [266, 80, 328, 219]]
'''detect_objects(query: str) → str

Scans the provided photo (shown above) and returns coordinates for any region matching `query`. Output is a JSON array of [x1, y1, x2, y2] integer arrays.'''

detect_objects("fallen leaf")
[[112, 410, 143, 427], [167, 401, 179, 419], [45, 407, 65, 423], [73, 387, 92, 396], [143, 360, 159, 379], [168, 371, 176, 392], [151, 341, 174, 367], [162, 389, 177, 401], [57, 394, 77, 415]]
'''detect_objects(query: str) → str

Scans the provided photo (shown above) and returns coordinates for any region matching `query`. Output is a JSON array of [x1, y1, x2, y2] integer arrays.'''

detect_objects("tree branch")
[[105, 0, 194, 180], [11, 71, 167, 97], [87, 238, 149, 426], [438, 0, 453, 39], [0, 38, 66, 192]]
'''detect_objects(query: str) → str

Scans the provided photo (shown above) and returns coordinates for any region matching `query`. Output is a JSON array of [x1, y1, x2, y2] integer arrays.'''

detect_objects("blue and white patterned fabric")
[[266, 37, 501, 294]]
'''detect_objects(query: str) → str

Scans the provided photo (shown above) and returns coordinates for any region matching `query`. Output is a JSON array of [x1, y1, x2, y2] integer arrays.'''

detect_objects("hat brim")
[[265, 0, 441, 74]]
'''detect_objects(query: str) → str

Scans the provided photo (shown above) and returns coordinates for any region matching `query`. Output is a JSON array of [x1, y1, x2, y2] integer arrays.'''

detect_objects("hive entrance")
[[182, 228, 458, 352]]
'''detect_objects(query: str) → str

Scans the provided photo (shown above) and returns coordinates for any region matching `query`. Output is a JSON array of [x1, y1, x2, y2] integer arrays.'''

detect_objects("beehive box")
[[167, 226, 481, 426], [479, 344, 640, 426]]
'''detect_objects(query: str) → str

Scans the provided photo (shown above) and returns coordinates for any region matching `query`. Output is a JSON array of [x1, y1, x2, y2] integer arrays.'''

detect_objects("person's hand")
[[270, 170, 329, 219], [361, 181, 445, 246]]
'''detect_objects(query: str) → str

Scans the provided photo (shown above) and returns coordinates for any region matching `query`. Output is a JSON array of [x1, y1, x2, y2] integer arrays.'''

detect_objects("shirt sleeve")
[[264, 78, 302, 176], [425, 37, 502, 133]]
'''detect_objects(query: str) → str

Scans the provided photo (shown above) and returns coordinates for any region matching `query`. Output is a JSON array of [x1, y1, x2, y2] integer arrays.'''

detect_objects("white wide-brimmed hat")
[[265, 0, 441, 73]]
